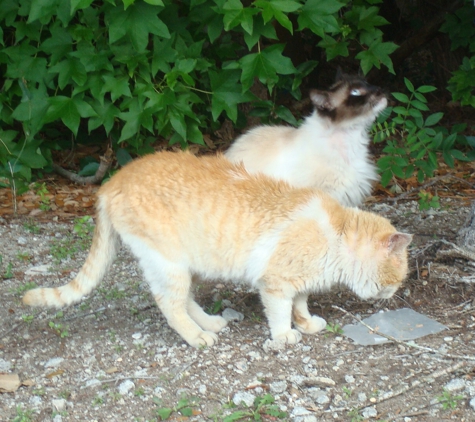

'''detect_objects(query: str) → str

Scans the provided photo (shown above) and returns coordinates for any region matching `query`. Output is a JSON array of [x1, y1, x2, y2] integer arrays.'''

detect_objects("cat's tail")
[[23, 199, 119, 308]]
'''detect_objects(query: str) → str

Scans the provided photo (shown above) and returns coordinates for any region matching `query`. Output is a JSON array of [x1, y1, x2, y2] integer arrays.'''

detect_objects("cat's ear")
[[310, 90, 334, 111], [387, 233, 413, 254]]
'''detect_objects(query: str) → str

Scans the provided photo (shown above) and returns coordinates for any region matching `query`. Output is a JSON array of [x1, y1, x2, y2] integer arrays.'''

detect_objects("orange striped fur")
[[23, 152, 412, 347]]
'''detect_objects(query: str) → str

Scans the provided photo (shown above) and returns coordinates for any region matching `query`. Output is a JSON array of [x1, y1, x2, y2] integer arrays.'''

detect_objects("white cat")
[[225, 72, 387, 207]]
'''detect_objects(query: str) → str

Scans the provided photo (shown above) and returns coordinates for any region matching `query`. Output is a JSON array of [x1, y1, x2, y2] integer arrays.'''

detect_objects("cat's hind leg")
[[187, 296, 228, 333], [124, 235, 218, 348], [292, 293, 326, 334], [259, 287, 302, 344]]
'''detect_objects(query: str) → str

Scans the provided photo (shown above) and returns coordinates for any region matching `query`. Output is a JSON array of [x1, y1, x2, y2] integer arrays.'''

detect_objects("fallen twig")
[[100, 375, 163, 384], [63, 307, 106, 321], [332, 305, 475, 361], [0, 323, 21, 339]]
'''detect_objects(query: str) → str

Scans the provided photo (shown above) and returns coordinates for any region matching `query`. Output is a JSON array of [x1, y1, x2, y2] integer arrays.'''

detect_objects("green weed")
[[418, 190, 441, 211], [48, 321, 69, 338], [11, 282, 37, 296], [153, 396, 199, 420], [326, 322, 344, 335], [21, 314, 34, 324], [223, 394, 287, 421], [437, 389, 464, 410], [12, 406, 34, 422]]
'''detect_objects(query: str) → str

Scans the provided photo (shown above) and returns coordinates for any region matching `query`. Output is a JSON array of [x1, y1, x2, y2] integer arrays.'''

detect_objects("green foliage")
[[373, 78, 474, 187], [326, 322, 344, 335], [12, 406, 34, 422], [207, 299, 223, 315], [224, 394, 287, 421], [50, 216, 93, 264], [418, 191, 440, 211], [0, 0, 399, 191], [153, 396, 199, 420], [48, 321, 69, 338], [437, 389, 464, 410], [441, 0, 475, 108]]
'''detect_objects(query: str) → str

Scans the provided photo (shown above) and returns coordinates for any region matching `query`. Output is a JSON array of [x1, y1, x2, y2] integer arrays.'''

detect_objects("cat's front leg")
[[187, 296, 228, 333], [259, 288, 302, 344], [292, 293, 326, 334]]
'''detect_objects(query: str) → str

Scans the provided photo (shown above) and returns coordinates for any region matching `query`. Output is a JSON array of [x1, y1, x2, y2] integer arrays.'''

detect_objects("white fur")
[[225, 98, 386, 207]]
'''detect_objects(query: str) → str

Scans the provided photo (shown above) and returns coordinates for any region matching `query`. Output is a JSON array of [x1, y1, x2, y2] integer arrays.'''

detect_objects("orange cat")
[[23, 152, 412, 347]]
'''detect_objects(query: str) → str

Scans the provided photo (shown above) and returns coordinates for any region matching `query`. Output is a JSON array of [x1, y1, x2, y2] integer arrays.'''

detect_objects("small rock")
[[84, 379, 101, 388], [233, 391, 255, 407], [344, 375, 355, 384], [18, 236, 27, 245], [0, 358, 12, 372], [444, 336, 454, 343], [30, 396, 42, 407], [198, 385, 207, 395], [118, 379, 135, 395], [222, 308, 244, 322], [294, 416, 318, 422], [362, 407, 377, 419], [470, 396, 475, 410], [52, 398, 67, 411], [52, 415, 62, 422], [132, 332, 142, 340], [358, 392, 367, 402], [154, 386, 166, 396], [270, 381, 287, 394], [444, 378, 466, 392], [44, 357, 64, 368], [234, 360, 248, 372], [314, 391, 330, 404]]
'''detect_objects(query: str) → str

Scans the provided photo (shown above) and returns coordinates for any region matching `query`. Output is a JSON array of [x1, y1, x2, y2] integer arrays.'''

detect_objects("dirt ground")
[[1, 195, 475, 422]]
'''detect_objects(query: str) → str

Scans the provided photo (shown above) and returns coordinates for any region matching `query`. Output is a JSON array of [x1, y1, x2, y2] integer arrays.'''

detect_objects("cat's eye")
[[350, 89, 362, 96]]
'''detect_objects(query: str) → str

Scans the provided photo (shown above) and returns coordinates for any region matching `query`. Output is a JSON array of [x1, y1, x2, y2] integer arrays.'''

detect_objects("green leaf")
[[392, 92, 409, 103], [410, 100, 429, 111], [239, 44, 296, 92], [45, 96, 94, 137], [210, 70, 254, 122], [380, 169, 393, 187], [417, 85, 437, 93], [298, 0, 344, 37], [168, 107, 187, 140], [223, 0, 259, 34], [49, 58, 87, 90], [88, 101, 120, 135], [179, 407, 193, 417], [254, 0, 301, 33], [28, 0, 57, 24], [424, 112, 443, 127], [318, 35, 349, 61], [70, 0, 94, 14], [404, 78, 415, 93], [107, 2, 170, 52], [357, 6, 389, 32], [156, 407, 173, 420], [223, 411, 250, 422], [101, 75, 132, 102], [144, 0, 164, 5]]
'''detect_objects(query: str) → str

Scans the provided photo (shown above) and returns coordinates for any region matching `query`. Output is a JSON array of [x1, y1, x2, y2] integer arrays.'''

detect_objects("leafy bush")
[[0, 0, 473, 196], [373, 78, 475, 187], [0, 0, 398, 191]]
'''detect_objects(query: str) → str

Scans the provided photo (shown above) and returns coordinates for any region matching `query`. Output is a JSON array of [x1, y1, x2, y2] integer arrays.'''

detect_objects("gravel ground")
[[1, 199, 475, 422]]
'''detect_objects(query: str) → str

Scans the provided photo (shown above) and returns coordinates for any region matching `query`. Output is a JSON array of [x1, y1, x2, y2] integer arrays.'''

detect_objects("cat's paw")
[[186, 330, 218, 348], [273, 329, 302, 344], [200, 315, 228, 333], [295, 316, 327, 334]]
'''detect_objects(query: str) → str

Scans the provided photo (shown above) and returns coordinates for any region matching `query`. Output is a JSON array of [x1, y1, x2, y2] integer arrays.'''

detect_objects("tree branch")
[[52, 147, 114, 185]]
